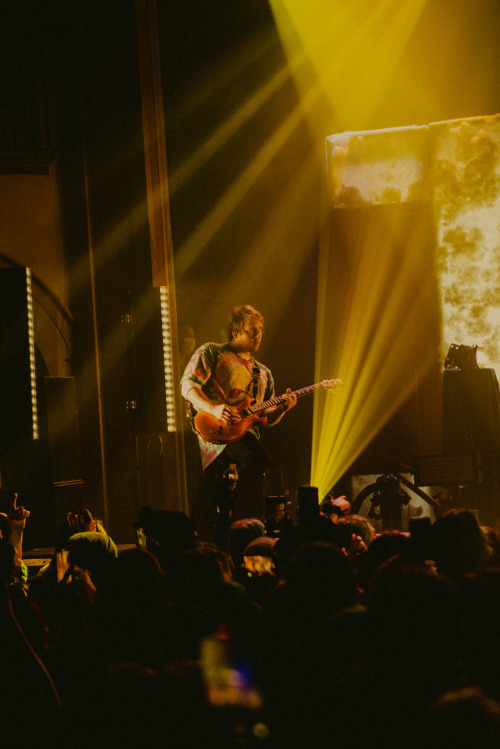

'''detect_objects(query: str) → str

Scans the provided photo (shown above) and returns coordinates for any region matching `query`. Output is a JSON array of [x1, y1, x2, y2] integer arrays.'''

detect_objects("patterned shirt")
[[180, 342, 275, 469]]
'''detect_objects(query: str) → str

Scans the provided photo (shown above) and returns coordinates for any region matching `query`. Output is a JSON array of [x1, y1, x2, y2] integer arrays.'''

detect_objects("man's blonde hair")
[[226, 304, 264, 340]]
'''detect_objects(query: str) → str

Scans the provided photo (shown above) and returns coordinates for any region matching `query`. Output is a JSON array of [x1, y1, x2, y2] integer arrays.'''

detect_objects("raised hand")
[[0, 492, 30, 561], [66, 509, 98, 534], [0, 493, 30, 535]]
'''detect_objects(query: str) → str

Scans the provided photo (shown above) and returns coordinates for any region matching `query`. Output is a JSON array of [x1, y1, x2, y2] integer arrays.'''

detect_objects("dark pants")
[[192, 432, 271, 547]]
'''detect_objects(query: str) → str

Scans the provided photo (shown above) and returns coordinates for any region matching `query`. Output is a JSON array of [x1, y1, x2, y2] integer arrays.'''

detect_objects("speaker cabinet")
[[443, 368, 500, 458], [38, 376, 82, 483]]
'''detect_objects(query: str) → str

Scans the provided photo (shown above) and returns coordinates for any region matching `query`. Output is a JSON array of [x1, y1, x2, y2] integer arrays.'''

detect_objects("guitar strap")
[[250, 361, 260, 400]]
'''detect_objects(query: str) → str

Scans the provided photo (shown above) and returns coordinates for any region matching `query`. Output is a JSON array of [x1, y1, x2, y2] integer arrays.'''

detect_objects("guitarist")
[[181, 304, 297, 545]]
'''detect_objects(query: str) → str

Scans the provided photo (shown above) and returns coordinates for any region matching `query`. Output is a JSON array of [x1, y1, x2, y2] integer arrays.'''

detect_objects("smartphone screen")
[[56, 549, 70, 583], [134, 524, 147, 548], [200, 630, 263, 710]]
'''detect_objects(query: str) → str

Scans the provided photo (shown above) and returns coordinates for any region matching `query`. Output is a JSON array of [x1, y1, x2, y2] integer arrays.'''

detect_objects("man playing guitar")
[[181, 304, 297, 545]]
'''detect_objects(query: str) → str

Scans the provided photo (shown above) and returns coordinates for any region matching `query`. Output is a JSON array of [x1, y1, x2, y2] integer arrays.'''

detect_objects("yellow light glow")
[[312, 201, 438, 497], [167, 0, 500, 506], [173, 0, 433, 345], [168, 32, 301, 197], [174, 90, 324, 281], [311, 114, 500, 498], [189, 156, 322, 331], [268, 0, 429, 135]]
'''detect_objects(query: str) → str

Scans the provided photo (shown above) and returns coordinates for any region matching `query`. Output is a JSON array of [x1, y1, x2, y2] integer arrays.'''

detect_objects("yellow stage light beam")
[[174, 66, 330, 280], [65, 194, 152, 328], [311, 200, 438, 498], [198, 155, 322, 330], [269, 0, 429, 132], [165, 28, 279, 134], [266, 0, 444, 498], [167, 32, 297, 196]]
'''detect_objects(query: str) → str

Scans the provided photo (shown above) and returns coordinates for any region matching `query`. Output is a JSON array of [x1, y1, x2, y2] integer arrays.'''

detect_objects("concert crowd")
[[2, 490, 500, 748]]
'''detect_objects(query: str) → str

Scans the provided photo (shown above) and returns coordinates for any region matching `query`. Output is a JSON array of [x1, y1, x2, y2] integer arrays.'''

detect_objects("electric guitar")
[[193, 378, 343, 444]]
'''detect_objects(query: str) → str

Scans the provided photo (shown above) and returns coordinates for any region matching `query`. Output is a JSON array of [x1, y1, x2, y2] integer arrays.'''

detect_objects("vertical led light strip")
[[25, 268, 39, 439], [160, 286, 177, 432]]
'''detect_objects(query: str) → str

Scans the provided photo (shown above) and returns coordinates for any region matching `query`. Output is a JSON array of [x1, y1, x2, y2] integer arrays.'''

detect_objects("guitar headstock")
[[321, 378, 343, 390]]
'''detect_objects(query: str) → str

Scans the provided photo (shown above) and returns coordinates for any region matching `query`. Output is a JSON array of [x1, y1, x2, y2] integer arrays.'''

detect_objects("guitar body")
[[194, 398, 268, 444]]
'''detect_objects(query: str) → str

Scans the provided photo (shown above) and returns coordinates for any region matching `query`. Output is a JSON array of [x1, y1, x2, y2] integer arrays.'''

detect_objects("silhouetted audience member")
[[356, 529, 411, 597], [227, 517, 266, 571], [431, 508, 490, 584], [0, 536, 49, 661], [165, 542, 260, 658], [0, 497, 50, 661], [73, 660, 219, 749], [44, 533, 117, 706], [0, 491, 30, 591], [237, 534, 279, 606], [414, 687, 500, 749], [242, 535, 277, 573], [88, 546, 168, 669], [299, 603, 368, 746], [273, 512, 343, 578], [0, 539, 62, 748], [138, 506, 197, 569], [257, 541, 358, 746], [67, 530, 117, 589], [329, 566, 468, 749], [28, 509, 115, 634], [337, 513, 377, 547], [462, 568, 500, 700]]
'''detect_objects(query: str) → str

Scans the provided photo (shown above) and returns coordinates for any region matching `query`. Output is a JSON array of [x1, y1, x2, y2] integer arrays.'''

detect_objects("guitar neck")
[[247, 382, 328, 415]]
